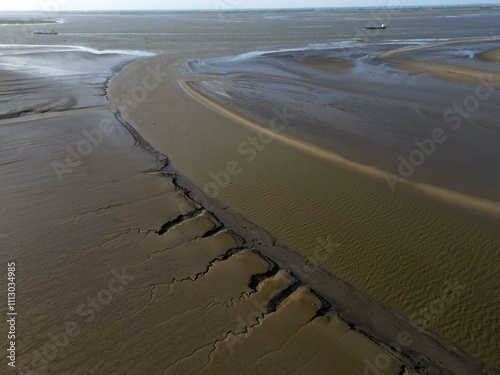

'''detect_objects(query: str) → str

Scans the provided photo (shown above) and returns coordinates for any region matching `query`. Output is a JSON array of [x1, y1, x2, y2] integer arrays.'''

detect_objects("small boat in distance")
[[364, 24, 387, 30], [32, 30, 58, 35]]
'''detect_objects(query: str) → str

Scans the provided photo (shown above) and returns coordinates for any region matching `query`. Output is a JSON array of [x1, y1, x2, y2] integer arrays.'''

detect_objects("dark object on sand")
[[32, 30, 58, 35], [364, 24, 387, 30]]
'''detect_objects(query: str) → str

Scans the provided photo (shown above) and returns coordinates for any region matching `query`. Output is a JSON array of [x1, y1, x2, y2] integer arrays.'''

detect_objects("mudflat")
[[0, 8, 499, 375]]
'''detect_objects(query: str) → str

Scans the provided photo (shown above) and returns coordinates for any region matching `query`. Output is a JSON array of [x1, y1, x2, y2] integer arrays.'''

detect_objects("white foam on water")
[[207, 40, 364, 64], [0, 44, 155, 57]]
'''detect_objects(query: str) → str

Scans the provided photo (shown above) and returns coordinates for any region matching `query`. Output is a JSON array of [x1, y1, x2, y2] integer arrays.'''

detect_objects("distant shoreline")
[[1, 6, 500, 14], [0, 19, 59, 25]]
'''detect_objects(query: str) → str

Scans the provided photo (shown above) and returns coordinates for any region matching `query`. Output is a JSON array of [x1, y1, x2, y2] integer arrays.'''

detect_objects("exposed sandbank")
[[181, 80, 500, 219], [1, 10, 499, 373], [109, 43, 500, 370], [477, 47, 500, 62], [0, 45, 406, 375], [380, 37, 500, 85], [183, 41, 500, 205], [110, 51, 498, 374], [0, 42, 485, 375], [0, 80, 407, 375]]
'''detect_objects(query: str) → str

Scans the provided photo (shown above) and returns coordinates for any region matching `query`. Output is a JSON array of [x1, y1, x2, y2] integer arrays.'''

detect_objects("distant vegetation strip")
[[0, 19, 58, 25]]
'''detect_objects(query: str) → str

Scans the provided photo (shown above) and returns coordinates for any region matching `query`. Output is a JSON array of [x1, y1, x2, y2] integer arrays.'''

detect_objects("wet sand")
[[0, 9, 499, 374], [0, 44, 493, 375], [111, 37, 500, 372], [380, 38, 500, 85], [478, 48, 500, 62], [0, 46, 417, 375], [2, 111, 388, 374]]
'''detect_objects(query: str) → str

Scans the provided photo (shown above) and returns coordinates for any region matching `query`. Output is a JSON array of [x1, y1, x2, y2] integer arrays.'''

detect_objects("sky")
[[0, 0, 498, 11]]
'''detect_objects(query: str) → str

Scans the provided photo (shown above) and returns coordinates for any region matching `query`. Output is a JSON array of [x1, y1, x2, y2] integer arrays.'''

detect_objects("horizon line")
[[1, 4, 500, 13]]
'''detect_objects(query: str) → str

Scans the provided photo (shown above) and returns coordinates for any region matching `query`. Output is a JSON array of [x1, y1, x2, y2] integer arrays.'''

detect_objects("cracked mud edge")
[[116, 109, 497, 375], [164, 274, 310, 374]]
